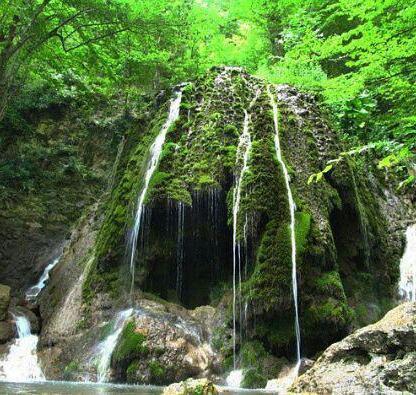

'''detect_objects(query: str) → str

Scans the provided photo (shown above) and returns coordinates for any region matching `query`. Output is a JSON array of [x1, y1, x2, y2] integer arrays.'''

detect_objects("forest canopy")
[[1, 0, 415, 188]]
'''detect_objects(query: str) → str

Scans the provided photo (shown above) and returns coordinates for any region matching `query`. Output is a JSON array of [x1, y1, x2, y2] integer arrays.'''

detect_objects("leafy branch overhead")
[[0, 0, 415, 192], [308, 141, 415, 190]]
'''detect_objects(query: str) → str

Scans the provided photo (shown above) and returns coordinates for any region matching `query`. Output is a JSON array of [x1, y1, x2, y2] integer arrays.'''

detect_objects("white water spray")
[[226, 369, 243, 388], [0, 314, 45, 382], [95, 308, 133, 382], [26, 256, 61, 300], [267, 85, 301, 371], [399, 224, 416, 302], [232, 109, 252, 370], [127, 89, 184, 293]]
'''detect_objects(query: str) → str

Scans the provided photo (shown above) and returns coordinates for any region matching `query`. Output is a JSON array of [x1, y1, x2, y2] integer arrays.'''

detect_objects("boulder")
[[110, 299, 219, 385], [0, 285, 10, 321], [0, 321, 15, 343], [290, 302, 416, 394], [163, 378, 218, 395]]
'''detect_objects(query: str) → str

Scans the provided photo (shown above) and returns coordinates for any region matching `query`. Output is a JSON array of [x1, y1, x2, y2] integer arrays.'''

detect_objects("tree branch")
[[59, 27, 131, 52]]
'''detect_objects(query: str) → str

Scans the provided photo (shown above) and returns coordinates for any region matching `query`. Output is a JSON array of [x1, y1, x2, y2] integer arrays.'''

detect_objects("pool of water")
[[0, 381, 162, 394], [0, 381, 275, 394]]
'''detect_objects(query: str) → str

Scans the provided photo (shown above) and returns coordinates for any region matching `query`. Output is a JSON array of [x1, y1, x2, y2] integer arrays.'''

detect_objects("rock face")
[[0, 321, 14, 344], [86, 66, 409, 365], [291, 302, 416, 394], [0, 97, 131, 296], [0, 284, 14, 345], [0, 285, 10, 321]]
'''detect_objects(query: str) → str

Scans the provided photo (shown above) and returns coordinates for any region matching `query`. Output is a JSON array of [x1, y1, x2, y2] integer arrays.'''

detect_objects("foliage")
[[1, 1, 414, 188]]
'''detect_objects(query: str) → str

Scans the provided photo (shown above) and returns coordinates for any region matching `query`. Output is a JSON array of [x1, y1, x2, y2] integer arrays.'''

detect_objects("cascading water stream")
[[0, 253, 64, 382], [95, 308, 133, 382], [127, 89, 184, 294], [267, 85, 301, 371], [399, 224, 416, 301], [26, 255, 61, 300], [231, 109, 252, 371], [0, 314, 45, 382], [94, 89, 184, 383]]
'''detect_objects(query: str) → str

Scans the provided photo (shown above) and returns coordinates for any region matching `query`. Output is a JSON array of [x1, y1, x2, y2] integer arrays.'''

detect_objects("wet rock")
[[0, 284, 10, 320], [290, 302, 416, 394], [298, 357, 314, 375], [163, 378, 218, 395], [0, 321, 15, 343], [111, 299, 220, 385]]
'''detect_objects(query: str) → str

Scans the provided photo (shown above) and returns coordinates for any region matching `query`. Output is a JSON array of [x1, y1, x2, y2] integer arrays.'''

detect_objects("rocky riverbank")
[[291, 302, 416, 394]]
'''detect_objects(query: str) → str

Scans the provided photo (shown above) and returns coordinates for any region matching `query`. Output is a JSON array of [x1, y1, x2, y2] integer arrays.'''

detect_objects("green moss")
[[242, 368, 267, 389], [148, 360, 165, 380], [244, 220, 292, 311], [126, 360, 140, 383], [239, 341, 285, 388], [197, 174, 217, 189], [224, 124, 239, 137], [306, 298, 354, 327], [113, 321, 147, 364], [240, 340, 267, 367], [295, 212, 311, 257], [63, 361, 79, 380], [91, 104, 170, 278], [314, 271, 345, 299]]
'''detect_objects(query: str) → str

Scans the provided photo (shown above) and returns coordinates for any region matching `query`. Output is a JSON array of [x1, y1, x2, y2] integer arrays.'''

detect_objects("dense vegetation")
[[1, 0, 414, 201]]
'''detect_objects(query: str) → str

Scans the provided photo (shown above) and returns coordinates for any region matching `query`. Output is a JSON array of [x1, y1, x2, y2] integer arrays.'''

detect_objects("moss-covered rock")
[[79, 67, 407, 380], [112, 321, 147, 365]]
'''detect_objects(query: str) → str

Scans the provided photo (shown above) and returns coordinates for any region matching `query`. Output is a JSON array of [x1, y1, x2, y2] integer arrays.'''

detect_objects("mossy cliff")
[[30, 68, 408, 387], [0, 91, 133, 296], [47, 67, 406, 383]]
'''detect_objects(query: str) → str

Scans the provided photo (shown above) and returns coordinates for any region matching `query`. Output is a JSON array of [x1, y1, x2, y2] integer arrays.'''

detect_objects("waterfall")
[[232, 109, 252, 370], [226, 369, 243, 388], [95, 308, 133, 382], [26, 256, 61, 300], [0, 314, 44, 382], [126, 89, 184, 294], [267, 85, 301, 370], [176, 202, 185, 301], [399, 224, 416, 302]]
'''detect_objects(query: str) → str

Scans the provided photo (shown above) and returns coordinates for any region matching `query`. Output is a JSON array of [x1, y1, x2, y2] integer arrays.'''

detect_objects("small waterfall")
[[0, 314, 44, 382], [127, 89, 184, 293], [176, 202, 185, 301], [26, 256, 61, 300], [95, 308, 133, 382], [399, 224, 416, 301], [267, 85, 301, 370], [226, 369, 243, 388], [232, 109, 252, 370]]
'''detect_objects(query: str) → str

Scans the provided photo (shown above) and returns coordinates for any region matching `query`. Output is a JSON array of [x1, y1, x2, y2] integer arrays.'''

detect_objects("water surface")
[[0, 381, 272, 394], [0, 381, 162, 394]]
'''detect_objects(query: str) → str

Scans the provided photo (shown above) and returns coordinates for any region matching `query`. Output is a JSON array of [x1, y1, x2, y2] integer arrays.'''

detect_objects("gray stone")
[[290, 302, 416, 394], [163, 378, 218, 395]]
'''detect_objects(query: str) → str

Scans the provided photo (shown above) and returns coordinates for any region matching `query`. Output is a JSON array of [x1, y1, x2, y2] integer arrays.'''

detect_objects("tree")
[[0, 0, 168, 121]]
